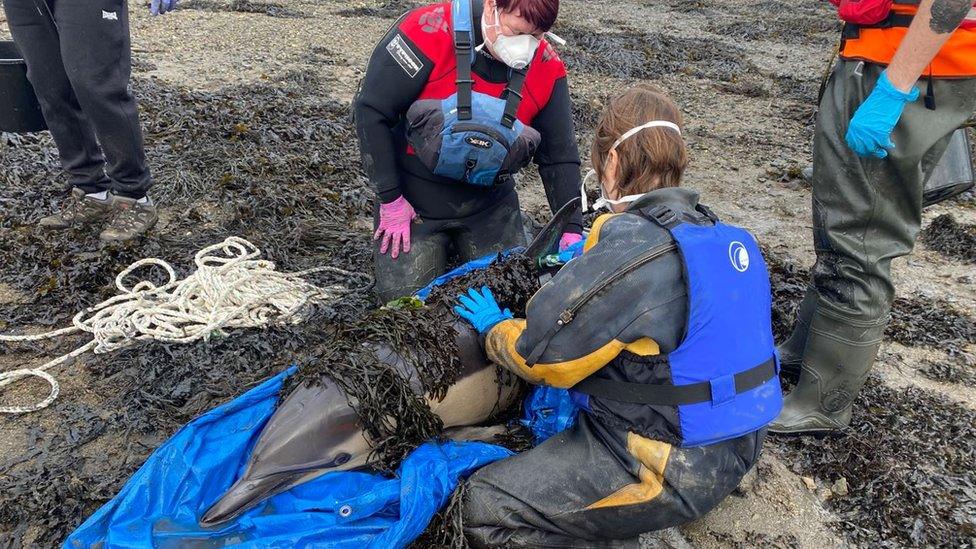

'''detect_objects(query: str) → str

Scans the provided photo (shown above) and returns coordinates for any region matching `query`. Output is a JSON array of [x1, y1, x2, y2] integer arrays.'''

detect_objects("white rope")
[[0, 237, 372, 414]]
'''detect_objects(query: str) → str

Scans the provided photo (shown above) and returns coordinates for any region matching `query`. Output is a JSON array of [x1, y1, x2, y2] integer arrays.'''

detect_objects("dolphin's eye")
[[334, 452, 351, 465]]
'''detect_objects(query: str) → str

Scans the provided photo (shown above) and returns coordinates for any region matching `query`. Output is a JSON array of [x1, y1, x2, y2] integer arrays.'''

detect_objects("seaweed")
[[706, 16, 838, 44], [180, 0, 308, 18], [0, 70, 368, 545], [767, 251, 976, 545], [763, 250, 809, 341], [284, 252, 539, 470], [764, 251, 976, 352], [0, 58, 549, 544], [557, 26, 757, 83], [920, 214, 976, 263], [0, 253, 542, 545], [336, 0, 420, 19], [708, 530, 801, 549], [0, 71, 368, 328], [920, 353, 976, 387], [775, 382, 976, 547]]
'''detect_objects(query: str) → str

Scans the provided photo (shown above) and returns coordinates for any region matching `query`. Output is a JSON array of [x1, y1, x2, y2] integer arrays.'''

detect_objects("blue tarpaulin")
[[66, 369, 512, 548], [68, 253, 578, 548]]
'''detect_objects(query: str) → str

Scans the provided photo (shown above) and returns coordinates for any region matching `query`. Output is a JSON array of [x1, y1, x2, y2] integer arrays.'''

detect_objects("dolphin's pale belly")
[[200, 322, 521, 526]]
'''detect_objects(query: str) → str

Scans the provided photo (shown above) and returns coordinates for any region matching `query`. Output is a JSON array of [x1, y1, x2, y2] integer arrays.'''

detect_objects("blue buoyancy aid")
[[573, 206, 782, 447], [404, 0, 541, 186], [665, 218, 782, 446]]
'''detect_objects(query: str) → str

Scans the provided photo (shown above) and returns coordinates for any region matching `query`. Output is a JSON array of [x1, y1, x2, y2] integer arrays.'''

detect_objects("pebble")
[[801, 476, 816, 490], [831, 477, 849, 497]]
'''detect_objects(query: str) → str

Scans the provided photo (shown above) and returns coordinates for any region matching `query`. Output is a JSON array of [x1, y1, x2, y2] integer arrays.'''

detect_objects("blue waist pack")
[[405, 0, 541, 187]]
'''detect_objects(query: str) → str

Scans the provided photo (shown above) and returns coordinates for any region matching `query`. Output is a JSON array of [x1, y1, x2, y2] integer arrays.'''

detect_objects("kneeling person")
[[355, 0, 584, 303], [454, 86, 783, 547]]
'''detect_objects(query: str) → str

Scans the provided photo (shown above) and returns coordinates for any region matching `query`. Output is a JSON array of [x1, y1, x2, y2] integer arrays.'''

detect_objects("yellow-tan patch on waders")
[[586, 433, 672, 509]]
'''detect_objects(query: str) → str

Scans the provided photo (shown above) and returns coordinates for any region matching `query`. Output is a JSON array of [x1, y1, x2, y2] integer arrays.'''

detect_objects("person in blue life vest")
[[354, 0, 584, 303], [453, 86, 783, 548]]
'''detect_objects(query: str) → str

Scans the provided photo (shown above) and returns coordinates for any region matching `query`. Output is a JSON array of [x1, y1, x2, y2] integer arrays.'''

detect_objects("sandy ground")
[[1, 0, 974, 547]]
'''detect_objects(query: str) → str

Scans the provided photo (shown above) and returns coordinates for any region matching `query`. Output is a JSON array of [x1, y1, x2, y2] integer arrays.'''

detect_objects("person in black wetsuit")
[[454, 85, 781, 549], [354, 0, 583, 303]]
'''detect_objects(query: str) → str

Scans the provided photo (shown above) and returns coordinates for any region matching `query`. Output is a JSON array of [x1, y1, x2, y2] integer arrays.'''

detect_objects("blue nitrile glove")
[[150, 0, 178, 16], [454, 286, 513, 335], [845, 71, 919, 159], [557, 240, 585, 263]]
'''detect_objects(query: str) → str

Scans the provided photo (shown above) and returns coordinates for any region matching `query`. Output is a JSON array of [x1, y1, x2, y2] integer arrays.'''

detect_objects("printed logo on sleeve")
[[102, 10, 119, 20], [419, 6, 449, 34], [386, 35, 424, 79]]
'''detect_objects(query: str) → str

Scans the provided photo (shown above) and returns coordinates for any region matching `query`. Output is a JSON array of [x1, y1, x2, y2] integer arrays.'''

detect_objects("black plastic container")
[[923, 128, 974, 207], [0, 40, 47, 133]]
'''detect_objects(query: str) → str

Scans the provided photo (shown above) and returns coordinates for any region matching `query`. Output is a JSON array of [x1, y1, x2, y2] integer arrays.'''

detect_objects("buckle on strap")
[[695, 204, 719, 223], [454, 30, 472, 50], [648, 205, 679, 227]]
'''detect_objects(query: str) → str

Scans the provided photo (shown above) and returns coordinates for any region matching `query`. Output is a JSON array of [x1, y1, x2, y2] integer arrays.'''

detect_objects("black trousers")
[[463, 414, 764, 548], [373, 189, 527, 303], [3, 0, 152, 198]]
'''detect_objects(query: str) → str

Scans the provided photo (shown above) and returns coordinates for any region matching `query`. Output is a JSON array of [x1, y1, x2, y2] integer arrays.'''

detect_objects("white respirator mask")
[[581, 120, 683, 212], [480, 6, 539, 70]]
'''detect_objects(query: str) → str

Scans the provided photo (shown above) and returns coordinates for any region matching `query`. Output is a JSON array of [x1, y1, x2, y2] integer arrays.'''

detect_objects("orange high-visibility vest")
[[840, 0, 976, 77]]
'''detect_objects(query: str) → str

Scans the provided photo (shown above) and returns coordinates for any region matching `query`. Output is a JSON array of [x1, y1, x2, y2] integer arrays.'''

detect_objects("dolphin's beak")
[[199, 379, 371, 526]]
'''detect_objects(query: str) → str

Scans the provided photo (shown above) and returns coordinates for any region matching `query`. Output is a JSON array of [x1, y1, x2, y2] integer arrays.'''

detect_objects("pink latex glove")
[[374, 196, 417, 259], [558, 232, 583, 252]]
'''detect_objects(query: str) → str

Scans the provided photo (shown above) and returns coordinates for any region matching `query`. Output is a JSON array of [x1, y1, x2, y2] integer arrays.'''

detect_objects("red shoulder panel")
[[521, 39, 568, 116], [399, 3, 454, 63]]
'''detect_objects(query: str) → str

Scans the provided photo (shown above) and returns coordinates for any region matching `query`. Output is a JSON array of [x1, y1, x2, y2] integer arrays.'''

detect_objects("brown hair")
[[590, 85, 688, 198]]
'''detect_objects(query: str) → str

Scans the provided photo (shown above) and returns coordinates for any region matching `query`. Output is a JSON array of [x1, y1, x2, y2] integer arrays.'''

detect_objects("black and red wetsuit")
[[355, 1, 583, 302]]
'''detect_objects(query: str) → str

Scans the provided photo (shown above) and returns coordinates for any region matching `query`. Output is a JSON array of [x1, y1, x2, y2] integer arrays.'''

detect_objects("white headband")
[[609, 120, 682, 151], [580, 120, 683, 212]]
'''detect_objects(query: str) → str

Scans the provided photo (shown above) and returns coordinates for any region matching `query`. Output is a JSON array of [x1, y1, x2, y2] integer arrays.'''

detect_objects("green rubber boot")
[[769, 306, 886, 435], [777, 288, 818, 378]]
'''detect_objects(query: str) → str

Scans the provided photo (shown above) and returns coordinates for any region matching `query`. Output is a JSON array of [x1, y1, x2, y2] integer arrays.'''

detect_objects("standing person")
[[454, 86, 782, 548], [771, 0, 976, 434], [354, 0, 584, 303], [1, 0, 176, 243]]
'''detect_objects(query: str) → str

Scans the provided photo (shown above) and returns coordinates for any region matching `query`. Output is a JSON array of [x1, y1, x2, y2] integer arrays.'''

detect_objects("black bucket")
[[923, 128, 974, 207], [0, 40, 47, 133]]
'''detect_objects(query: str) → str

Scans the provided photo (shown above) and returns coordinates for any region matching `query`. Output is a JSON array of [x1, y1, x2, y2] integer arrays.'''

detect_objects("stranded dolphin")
[[200, 321, 521, 526]]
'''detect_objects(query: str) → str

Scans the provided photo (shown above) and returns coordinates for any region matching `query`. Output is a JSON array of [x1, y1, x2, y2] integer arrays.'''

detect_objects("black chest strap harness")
[[454, 6, 529, 128]]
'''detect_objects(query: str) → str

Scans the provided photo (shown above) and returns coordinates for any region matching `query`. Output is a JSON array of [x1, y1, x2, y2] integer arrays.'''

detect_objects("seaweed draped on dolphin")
[[200, 320, 522, 526]]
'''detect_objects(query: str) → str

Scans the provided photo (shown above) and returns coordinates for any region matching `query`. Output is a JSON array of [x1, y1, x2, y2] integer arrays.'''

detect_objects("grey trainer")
[[39, 188, 115, 229], [100, 196, 158, 242]]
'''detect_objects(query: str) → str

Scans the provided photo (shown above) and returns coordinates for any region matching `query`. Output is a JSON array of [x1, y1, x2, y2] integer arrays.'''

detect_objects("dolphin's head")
[[199, 379, 370, 526]]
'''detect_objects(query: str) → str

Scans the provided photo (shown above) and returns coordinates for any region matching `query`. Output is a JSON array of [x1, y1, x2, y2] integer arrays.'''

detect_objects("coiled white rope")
[[0, 237, 372, 415]]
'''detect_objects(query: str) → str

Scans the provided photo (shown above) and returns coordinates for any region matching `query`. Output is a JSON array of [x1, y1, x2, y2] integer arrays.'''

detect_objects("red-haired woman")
[[354, 0, 583, 303]]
